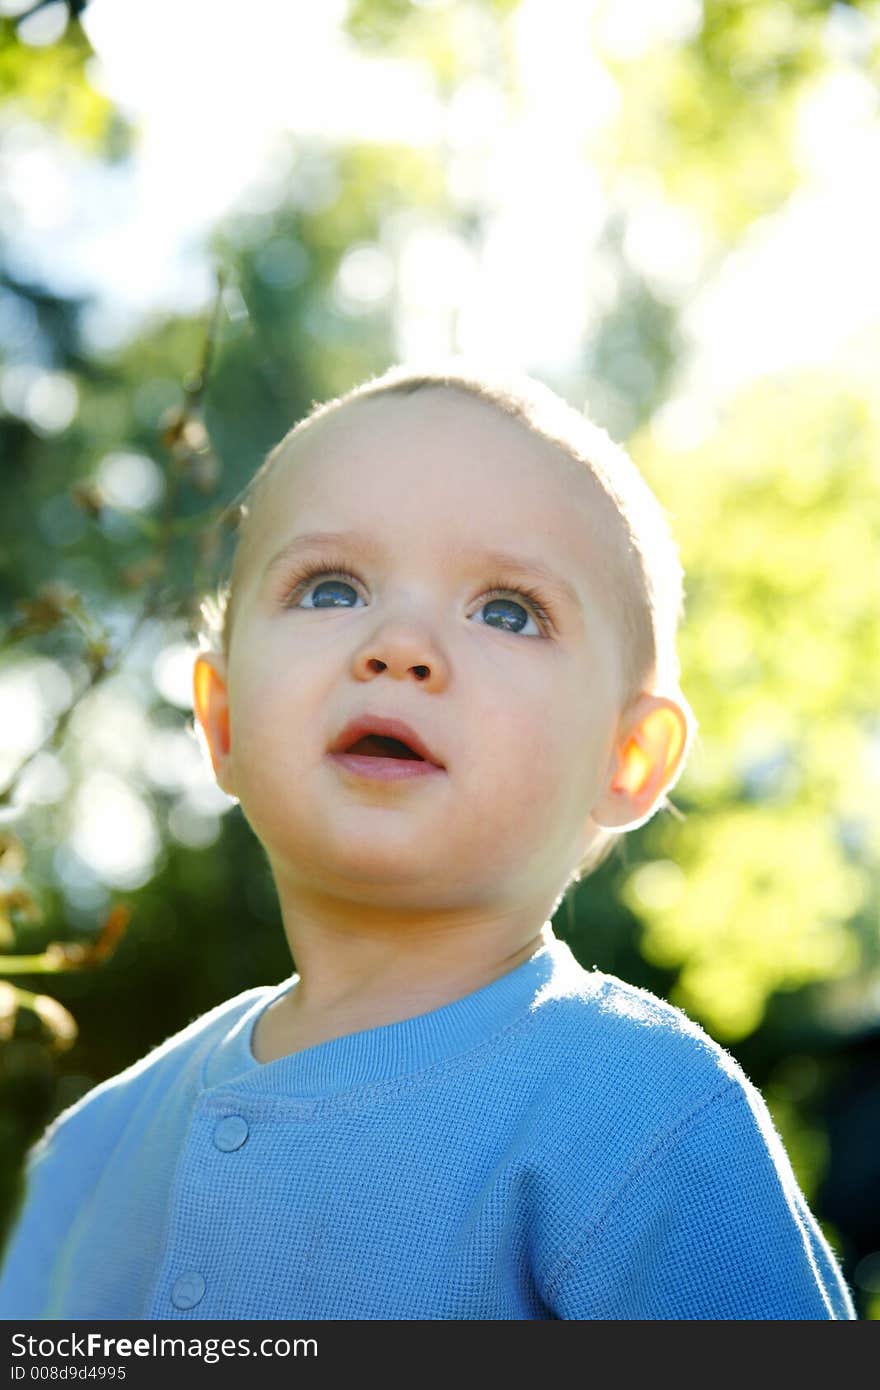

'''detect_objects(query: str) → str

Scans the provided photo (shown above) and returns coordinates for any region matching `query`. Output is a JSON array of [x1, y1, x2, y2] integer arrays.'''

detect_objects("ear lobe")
[[192, 652, 235, 795]]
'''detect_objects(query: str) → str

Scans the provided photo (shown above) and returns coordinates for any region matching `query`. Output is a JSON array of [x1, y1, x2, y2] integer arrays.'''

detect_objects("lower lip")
[[327, 753, 445, 782]]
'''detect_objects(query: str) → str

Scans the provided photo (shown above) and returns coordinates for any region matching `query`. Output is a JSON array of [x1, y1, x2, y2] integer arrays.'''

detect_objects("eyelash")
[[278, 557, 555, 635]]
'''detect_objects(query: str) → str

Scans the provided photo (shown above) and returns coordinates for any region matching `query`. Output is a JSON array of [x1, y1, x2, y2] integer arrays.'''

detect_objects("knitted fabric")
[[0, 931, 856, 1320]]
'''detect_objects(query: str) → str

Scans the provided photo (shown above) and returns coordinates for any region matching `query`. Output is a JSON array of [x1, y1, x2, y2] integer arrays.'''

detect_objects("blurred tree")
[[600, 0, 880, 238], [0, 8, 118, 150], [629, 373, 879, 1042]]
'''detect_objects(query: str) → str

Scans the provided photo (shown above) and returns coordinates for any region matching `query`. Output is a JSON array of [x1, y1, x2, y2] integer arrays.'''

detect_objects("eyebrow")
[[264, 529, 582, 611]]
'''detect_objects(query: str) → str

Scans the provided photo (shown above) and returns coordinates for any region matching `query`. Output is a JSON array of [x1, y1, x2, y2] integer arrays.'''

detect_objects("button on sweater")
[[0, 931, 857, 1319]]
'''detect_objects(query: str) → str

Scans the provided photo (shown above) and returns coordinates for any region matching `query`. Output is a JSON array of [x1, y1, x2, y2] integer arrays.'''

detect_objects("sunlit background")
[[1, 0, 879, 1315]]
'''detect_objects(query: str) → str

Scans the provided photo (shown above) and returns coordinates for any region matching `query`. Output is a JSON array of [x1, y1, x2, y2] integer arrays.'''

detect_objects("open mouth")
[[344, 735, 425, 761]]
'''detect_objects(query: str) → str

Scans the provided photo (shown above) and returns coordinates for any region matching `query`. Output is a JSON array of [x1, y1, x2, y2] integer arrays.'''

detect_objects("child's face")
[[204, 390, 628, 910]]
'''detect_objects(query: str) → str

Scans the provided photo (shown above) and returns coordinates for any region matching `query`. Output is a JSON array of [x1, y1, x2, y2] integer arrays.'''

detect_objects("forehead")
[[250, 390, 615, 570]]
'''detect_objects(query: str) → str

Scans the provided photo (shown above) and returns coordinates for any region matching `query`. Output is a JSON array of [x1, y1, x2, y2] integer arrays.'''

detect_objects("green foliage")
[[346, 0, 520, 77], [627, 373, 880, 1039], [0, 16, 117, 151], [602, 0, 879, 237]]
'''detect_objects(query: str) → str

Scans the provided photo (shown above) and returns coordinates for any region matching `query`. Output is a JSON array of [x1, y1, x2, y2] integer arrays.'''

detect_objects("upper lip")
[[329, 714, 445, 768]]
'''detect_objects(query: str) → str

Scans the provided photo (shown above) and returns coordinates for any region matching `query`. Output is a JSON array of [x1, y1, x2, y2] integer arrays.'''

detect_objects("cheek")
[[226, 653, 317, 779], [466, 681, 587, 812]]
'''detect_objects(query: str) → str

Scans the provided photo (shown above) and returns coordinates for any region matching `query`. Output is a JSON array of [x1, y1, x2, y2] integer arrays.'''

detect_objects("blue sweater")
[[0, 931, 856, 1320]]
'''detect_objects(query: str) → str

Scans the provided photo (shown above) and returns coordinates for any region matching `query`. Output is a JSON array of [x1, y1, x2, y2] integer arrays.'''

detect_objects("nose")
[[351, 615, 449, 687]]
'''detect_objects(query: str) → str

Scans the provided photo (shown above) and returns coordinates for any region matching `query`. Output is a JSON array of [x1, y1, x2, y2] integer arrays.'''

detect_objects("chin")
[[268, 828, 438, 887]]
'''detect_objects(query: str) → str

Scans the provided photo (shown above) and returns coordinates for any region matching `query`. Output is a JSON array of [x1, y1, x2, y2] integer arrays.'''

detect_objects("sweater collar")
[[203, 924, 580, 1098]]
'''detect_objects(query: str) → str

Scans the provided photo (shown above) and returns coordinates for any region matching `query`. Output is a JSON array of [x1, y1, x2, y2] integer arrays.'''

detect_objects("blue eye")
[[280, 562, 553, 636], [283, 565, 363, 610], [472, 595, 540, 636], [299, 576, 360, 609]]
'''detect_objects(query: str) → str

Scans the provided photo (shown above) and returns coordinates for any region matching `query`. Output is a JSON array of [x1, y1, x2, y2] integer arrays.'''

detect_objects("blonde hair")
[[196, 359, 697, 883]]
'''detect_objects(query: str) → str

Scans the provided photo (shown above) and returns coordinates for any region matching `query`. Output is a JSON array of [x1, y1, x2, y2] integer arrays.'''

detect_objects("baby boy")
[[0, 362, 857, 1319]]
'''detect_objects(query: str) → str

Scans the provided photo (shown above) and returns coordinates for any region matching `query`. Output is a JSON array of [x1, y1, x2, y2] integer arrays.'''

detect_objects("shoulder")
[[531, 937, 737, 1077], [27, 982, 271, 1165], [528, 955, 858, 1319], [522, 940, 753, 1139], [520, 949, 817, 1267]]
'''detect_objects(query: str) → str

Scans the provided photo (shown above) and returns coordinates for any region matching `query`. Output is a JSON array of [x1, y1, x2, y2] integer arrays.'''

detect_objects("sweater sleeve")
[[543, 1082, 858, 1320]]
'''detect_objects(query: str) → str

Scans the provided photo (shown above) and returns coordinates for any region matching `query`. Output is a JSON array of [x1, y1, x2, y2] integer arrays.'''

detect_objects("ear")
[[591, 693, 689, 831], [192, 651, 236, 798]]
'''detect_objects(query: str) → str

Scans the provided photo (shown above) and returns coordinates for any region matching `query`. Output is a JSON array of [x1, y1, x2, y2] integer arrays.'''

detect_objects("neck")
[[266, 875, 559, 1023]]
